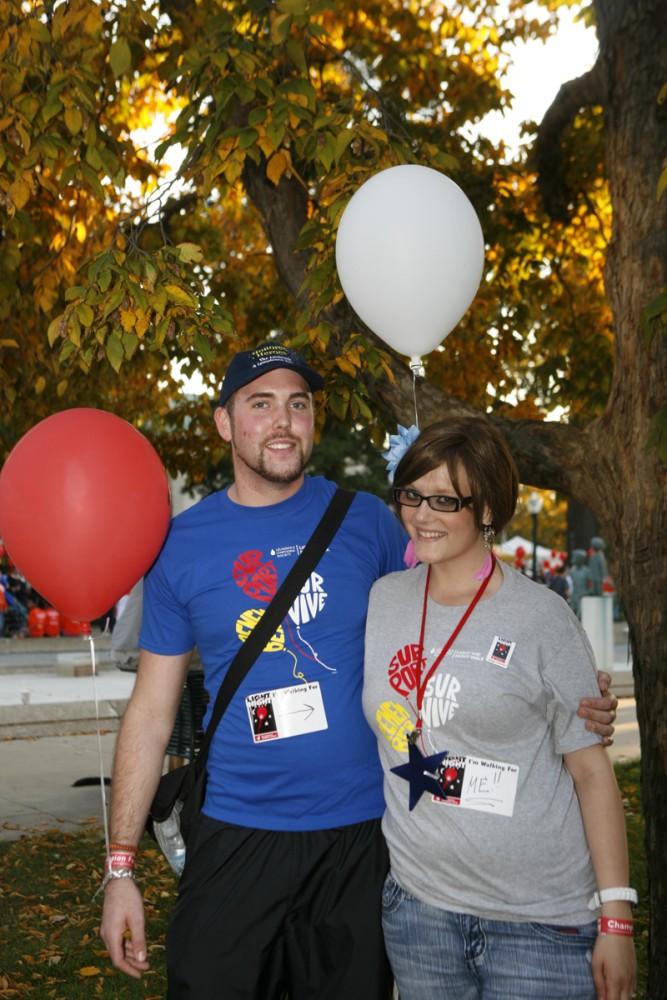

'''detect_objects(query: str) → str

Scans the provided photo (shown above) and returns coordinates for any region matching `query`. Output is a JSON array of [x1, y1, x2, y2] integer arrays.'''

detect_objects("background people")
[[570, 548, 592, 618], [589, 536, 609, 596]]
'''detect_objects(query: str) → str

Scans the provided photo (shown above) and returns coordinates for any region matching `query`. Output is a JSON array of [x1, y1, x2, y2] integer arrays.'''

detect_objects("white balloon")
[[335, 164, 485, 358]]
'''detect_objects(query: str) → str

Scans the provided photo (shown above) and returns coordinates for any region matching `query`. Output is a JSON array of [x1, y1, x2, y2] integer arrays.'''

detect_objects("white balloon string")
[[412, 370, 420, 429], [409, 356, 425, 429], [87, 632, 111, 855]]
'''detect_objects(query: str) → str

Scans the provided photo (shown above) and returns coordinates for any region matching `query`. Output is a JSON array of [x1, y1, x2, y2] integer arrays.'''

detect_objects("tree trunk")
[[593, 2, 667, 992]]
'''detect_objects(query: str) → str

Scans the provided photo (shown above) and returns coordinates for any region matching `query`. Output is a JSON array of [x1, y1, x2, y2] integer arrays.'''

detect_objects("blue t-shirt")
[[141, 476, 408, 831]]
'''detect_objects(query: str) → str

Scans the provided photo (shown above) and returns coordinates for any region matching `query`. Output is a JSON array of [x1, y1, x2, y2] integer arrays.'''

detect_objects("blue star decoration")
[[391, 741, 449, 811]]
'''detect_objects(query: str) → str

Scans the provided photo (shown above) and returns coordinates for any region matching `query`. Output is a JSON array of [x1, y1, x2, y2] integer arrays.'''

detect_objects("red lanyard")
[[413, 553, 496, 732]]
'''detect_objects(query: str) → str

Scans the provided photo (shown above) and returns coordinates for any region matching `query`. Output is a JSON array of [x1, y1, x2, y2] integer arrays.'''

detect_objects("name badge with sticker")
[[434, 754, 519, 817], [246, 681, 328, 743], [486, 635, 516, 668]]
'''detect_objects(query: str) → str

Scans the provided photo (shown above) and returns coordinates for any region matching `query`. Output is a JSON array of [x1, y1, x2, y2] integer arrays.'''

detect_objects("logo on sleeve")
[[485, 636, 516, 668]]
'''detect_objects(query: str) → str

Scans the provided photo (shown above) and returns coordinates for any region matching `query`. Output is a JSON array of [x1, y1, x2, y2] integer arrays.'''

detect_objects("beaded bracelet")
[[109, 842, 138, 855]]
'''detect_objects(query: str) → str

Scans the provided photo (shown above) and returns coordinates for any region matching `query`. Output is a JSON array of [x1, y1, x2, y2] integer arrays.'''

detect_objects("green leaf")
[[282, 77, 317, 109], [176, 242, 204, 263], [334, 128, 353, 162], [65, 285, 86, 302], [76, 303, 95, 327], [151, 286, 168, 316], [127, 280, 148, 310], [47, 315, 64, 346], [277, 0, 307, 13], [165, 283, 196, 308], [64, 107, 83, 134], [59, 339, 75, 363], [286, 39, 307, 74], [29, 19, 51, 44], [105, 332, 124, 371], [109, 37, 132, 78], [317, 132, 336, 172], [194, 332, 214, 363], [265, 120, 286, 149], [67, 312, 81, 346], [239, 127, 258, 150], [248, 107, 267, 127], [85, 145, 103, 170], [41, 95, 63, 123], [102, 284, 126, 319], [122, 331, 139, 359], [81, 163, 105, 199], [271, 12, 292, 45]]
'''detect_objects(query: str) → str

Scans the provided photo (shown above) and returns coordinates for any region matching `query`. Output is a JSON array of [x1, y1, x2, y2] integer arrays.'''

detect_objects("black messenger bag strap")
[[196, 487, 355, 766]]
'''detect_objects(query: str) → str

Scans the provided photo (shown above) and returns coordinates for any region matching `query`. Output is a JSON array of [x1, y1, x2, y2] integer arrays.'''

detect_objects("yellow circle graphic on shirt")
[[376, 701, 414, 754], [236, 608, 285, 652]]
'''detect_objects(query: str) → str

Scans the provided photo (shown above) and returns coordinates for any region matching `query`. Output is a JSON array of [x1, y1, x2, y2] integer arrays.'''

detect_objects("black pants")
[[166, 815, 392, 1000]]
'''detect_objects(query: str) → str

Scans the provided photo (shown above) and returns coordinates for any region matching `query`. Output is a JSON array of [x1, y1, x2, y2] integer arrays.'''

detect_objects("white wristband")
[[101, 867, 136, 892], [588, 887, 638, 910]]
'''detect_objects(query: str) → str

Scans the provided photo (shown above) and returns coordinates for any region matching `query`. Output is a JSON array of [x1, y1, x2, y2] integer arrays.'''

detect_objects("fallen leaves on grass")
[[0, 827, 175, 998]]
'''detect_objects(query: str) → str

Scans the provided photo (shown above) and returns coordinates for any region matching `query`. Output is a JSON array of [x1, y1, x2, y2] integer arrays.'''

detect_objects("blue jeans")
[[382, 871, 597, 1000]]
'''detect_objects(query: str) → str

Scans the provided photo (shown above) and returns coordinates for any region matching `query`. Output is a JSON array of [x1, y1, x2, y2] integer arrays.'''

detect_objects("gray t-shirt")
[[363, 561, 601, 924]]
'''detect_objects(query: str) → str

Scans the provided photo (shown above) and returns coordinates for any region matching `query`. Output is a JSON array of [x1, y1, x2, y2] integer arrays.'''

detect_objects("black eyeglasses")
[[393, 487, 473, 513]]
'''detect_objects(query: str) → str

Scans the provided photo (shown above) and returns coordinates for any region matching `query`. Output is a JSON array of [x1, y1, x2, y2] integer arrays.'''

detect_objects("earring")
[[482, 524, 495, 549]]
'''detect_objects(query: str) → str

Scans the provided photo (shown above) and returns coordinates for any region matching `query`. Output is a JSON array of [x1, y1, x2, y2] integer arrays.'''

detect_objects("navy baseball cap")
[[219, 343, 324, 406]]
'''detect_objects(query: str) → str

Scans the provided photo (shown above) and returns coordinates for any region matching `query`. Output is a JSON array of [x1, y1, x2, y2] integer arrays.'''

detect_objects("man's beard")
[[235, 438, 311, 485]]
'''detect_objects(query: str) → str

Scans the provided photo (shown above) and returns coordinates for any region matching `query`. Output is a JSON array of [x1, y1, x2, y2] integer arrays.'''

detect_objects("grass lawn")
[[0, 761, 648, 999]]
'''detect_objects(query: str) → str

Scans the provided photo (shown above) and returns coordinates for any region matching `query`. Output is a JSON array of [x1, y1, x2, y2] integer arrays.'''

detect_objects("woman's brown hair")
[[393, 416, 519, 533]]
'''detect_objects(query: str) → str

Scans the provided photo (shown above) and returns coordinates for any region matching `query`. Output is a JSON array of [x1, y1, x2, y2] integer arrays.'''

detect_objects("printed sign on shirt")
[[434, 754, 519, 817], [246, 682, 327, 743], [485, 636, 516, 668]]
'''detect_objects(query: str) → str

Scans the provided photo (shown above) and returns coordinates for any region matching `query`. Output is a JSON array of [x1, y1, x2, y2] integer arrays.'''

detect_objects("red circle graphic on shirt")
[[233, 550, 278, 603]]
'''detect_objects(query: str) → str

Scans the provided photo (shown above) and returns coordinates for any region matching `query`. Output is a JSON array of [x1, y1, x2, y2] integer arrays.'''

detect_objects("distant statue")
[[569, 549, 591, 618], [588, 536, 608, 597]]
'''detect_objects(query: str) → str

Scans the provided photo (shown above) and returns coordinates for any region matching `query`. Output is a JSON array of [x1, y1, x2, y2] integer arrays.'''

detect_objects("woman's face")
[[399, 462, 488, 568]]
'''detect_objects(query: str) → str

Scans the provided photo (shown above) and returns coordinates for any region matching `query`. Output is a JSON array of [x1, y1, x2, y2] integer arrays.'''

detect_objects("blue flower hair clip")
[[383, 424, 420, 484]]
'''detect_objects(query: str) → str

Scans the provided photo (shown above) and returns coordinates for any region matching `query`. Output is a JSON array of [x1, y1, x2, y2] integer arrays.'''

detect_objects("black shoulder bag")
[[146, 488, 355, 866]]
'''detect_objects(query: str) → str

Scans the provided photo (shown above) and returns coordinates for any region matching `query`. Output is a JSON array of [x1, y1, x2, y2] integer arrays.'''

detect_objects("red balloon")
[[0, 408, 171, 620]]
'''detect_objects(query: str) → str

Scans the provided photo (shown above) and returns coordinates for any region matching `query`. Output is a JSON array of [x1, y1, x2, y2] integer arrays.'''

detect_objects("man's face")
[[215, 368, 315, 487]]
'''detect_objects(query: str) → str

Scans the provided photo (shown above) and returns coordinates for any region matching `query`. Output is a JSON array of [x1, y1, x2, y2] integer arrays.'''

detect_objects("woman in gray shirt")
[[363, 416, 636, 1000]]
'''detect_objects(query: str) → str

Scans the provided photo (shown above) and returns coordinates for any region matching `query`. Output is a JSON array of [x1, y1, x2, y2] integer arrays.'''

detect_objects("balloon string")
[[412, 368, 420, 430], [87, 632, 111, 855]]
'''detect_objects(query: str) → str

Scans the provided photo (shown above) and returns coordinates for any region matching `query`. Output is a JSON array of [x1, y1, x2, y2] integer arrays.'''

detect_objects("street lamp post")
[[527, 491, 544, 581]]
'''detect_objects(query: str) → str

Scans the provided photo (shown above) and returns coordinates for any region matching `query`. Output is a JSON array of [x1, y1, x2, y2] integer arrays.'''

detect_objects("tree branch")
[[534, 59, 605, 221], [371, 353, 593, 497], [242, 159, 310, 302]]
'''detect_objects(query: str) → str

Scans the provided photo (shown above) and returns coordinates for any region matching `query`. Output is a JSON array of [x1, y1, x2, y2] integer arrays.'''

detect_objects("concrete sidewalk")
[[1, 732, 117, 842]]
